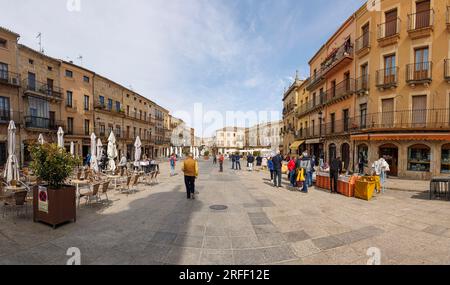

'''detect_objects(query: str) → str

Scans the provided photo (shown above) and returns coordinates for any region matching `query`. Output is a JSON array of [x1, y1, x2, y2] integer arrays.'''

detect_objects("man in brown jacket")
[[182, 153, 199, 200]]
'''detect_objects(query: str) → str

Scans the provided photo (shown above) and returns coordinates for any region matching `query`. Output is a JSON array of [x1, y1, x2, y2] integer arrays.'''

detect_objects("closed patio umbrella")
[[70, 142, 75, 156], [90, 133, 98, 173], [107, 131, 118, 172], [57, 127, 64, 148], [3, 121, 19, 184], [97, 138, 103, 158], [134, 136, 142, 166], [38, 134, 45, 145]]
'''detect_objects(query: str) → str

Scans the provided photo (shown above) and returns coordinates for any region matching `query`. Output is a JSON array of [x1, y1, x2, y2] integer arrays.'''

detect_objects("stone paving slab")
[[1, 160, 450, 265]]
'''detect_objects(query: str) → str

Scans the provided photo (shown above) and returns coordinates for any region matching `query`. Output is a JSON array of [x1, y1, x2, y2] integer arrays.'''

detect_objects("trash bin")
[[355, 177, 376, 201]]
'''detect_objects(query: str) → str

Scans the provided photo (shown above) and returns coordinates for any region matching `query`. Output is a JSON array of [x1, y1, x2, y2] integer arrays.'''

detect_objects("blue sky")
[[1, 0, 365, 136]]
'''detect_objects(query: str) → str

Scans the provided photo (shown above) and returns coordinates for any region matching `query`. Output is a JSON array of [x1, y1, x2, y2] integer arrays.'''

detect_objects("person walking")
[[262, 156, 268, 170], [119, 153, 127, 172], [247, 153, 255, 171], [272, 152, 283, 188], [288, 157, 297, 187], [330, 157, 342, 194], [213, 154, 217, 165], [256, 155, 262, 170], [182, 153, 199, 200], [169, 153, 177, 176], [231, 154, 236, 170], [301, 152, 313, 189], [235, 154, 241, 170], [219, 153, 225, 172], [268, 157, 274, 181]]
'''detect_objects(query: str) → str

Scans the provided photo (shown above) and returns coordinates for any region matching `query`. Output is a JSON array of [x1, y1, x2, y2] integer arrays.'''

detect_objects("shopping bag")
[[281, 164, 288, 174]]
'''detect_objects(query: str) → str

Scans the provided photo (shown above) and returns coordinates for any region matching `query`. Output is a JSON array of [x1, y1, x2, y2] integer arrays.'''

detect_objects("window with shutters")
[[381, 98, 394, 127], [412, 95, 427, 127]]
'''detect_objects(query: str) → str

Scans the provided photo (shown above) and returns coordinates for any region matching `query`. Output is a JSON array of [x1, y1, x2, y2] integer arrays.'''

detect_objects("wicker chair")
[[78, 183, 101, 207]]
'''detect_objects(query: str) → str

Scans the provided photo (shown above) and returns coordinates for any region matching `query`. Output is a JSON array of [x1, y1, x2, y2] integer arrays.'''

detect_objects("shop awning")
[[351, 133, 450, 141], [305, 138, 321, 144], [289, 140, 305, 150]]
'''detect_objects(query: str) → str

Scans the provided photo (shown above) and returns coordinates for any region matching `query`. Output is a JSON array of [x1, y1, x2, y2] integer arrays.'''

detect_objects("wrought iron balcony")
[[356, 74, 370, 94], [23, 79, 63, 100], [355, 32, 370, 54], [323, 78, 355, 105], [376, 67, 399, 89], [406, 62, 432, 85], [24, 116, 62, 131], [0, 71, 21, 87], [408, 9, 434, 34], [0, 110, 21, 125], [377, 17, 401, 44]]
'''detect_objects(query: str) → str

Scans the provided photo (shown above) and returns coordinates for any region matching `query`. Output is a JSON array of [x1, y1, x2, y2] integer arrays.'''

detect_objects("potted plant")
[[204, 150, 210, 160], [29, 143, 80, 229]]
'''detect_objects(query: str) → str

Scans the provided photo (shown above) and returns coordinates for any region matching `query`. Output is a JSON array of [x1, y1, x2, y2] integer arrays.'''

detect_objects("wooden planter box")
[[33, 185, 77, 229]]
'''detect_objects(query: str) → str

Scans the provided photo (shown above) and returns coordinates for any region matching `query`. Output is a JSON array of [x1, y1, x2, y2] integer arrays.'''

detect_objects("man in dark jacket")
[[272, 152, 283, 188], [330, 157, 342, 194]]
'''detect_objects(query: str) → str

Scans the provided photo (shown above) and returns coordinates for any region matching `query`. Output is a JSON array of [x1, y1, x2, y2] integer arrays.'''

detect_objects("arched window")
[[329, 144, 337, 163], [441, 144, 450, 173], [341, 143, 350, 170], [408, 144, 431, 172]]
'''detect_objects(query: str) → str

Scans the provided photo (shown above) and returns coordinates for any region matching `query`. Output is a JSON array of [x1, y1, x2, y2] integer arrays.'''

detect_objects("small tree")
[[29, 144, 81, 189]]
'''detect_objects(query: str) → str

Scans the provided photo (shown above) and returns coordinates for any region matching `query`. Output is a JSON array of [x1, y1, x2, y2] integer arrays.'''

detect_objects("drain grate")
[[210, 205, 228, 211]]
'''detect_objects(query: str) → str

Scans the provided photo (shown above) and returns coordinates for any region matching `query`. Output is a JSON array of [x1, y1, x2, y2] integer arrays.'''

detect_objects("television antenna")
[[36, 33, 44, 53]]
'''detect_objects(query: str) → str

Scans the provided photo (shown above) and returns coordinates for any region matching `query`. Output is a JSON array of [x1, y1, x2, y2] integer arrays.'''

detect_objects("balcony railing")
[[376, 67, 399, 89], [294, 109, 450, 140], [0, 71, 21, 86], [377, 17, 401, 40], [408, 9, 434, 31], [324, 79, 355, 104], [355, 32, 370, 53], [406, 62, 432, 84], [23, 79, 63, 99], [320, 41, 353, 76], [0, 110, 22, 125], [356, 74, 370, 93], [25, 116, 62, 131], [445, 59, 450, 81]]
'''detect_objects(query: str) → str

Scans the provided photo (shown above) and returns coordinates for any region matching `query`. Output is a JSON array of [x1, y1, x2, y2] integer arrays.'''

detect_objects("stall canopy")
[[289, 140, 305, 150]]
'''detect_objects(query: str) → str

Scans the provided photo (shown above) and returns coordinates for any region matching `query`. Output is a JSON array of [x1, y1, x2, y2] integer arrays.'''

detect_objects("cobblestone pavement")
[[1, 160, 450, 265]]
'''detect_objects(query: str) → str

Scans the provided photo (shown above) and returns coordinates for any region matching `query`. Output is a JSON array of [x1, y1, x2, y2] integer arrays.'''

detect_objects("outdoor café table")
[[430, 177, 450, 200], [70, 179, 91, 198], [5, 186, 27, 193], [106, 175, 121, 189]]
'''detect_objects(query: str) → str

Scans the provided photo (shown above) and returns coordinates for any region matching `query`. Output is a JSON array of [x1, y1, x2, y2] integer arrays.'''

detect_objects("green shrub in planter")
[[28, 143, 81, 189]]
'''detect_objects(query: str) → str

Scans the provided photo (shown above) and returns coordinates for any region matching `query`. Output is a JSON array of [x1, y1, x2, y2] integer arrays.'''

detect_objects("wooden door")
[[381, 98, 394, 127], [416, 0, 430, 29], [385, 9, 398, 37], [384, 54, 396, 84], [412, 95, 427, 127], [414, 47, 429, 80], [362, 24, 370, 48]]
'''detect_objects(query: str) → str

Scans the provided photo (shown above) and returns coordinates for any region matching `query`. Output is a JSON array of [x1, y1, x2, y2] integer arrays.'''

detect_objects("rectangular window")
[[0, 62, 8, 80], [384, 54, 396, 84], [330, 113, 336, 133], [415, 0, 431, 29], [108, 99, 113, 111], [414, 47, 430, 80], [28, 72, 36, 91], [83, 76, 90, 83], [385, 9, 398, 37], [360, 103, 367, 128], [84, 120, 90, 136], [66, 91, 73, 107], [412, 95, 427, 127], [65, 70, 73, 78], [381, 98, 394, 127], [99, 96, 105, 107], [343, 109, 349, 132], [100, 124, 106, 137], [84, 95, 90, 111], [67, 117, 74, 135], [0, 96, 11, 121], [0, 38, 6, 48], [362, 23, 370, 48], [312, 120, 315, 136], [116, 101, 121, 112], [116, 126, 121, 138]]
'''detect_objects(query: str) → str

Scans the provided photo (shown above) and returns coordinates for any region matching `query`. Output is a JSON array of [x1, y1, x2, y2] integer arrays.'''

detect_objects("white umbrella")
[[190, 146, 193, 155], [97, 138, 103, 158], [134, 136, 142, 166], [170, 147, 174, 155], [38, 134, 45, 145], [3, 121, 19, 184], [179, 147, 183, 157], [107, 131, 118, 172], [175, 147, 178, 156], [90, 133, 99, 173], [166, 148, 170, 157], [57, 127, 64, 148], [70, 142, 75, 156]]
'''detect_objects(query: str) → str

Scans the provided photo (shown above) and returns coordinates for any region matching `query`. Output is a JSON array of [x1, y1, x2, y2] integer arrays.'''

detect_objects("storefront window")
[[407, 144, 431, 172], [441, 144, 450, 174], [357, 144, 368, 166]]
